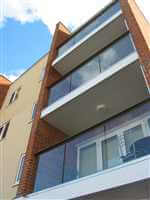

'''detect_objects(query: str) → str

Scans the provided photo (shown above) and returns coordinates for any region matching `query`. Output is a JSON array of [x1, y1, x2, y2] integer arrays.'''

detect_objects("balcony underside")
[[42, 56, 149, 136], [53, 11, 128, 75]]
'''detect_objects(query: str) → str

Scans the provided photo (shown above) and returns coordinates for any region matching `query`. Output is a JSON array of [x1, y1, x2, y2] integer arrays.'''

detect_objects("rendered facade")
[[1, 0, 150, 199], [0, 54, 48, 199]]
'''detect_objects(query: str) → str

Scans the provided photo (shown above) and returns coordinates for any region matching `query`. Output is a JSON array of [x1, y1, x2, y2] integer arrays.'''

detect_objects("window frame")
[[9, 88, 21, 105], [31, 103, 37, 120], [15, 153, 25, 185], [0, 121, 10, 141], [77, 114, 150, 179]]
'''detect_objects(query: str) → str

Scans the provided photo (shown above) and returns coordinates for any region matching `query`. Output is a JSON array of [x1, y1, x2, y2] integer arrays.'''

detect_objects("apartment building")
[[0, 54, 48, 199], [13, 0, 150, 199]]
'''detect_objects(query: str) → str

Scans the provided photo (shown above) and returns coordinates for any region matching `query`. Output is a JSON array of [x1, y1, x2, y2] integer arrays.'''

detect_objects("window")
[[9, 88, 21, 104], [79, 143, 97, 178], [40, 67, 46, 81], [0, 121, 10, 140], [123, 125, 144, 154], [77, 118, 150, 178], [102, 135, 121, 169], [15, 154, 25, 184], [77, 135, 121, 178], [32, 103, 37, 120]]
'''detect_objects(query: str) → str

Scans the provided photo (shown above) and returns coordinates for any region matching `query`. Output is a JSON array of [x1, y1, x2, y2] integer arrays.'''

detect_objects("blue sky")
[[0, 0, 149, 81], [0, 19, 51, 81]]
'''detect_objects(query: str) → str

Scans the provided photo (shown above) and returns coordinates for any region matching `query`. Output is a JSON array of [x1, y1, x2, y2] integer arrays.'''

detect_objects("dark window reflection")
[[48, 76, 71, 105], [71, 56, 100, 91], [34, 145, 65, 192], [100, 35, 135, 72]]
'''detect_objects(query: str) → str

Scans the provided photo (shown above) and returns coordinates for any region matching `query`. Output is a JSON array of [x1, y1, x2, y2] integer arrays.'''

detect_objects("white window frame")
[[32, 103, 37, 120], [0, 122, 10, 141], [15, 153, 25, 185], [77, 114, 150, 178], [39, 67, 46, 81], [9, 88, 21, 105]]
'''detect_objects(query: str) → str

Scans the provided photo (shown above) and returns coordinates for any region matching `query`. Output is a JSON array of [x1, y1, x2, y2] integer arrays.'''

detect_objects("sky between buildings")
[[0, 0, 150, 82]]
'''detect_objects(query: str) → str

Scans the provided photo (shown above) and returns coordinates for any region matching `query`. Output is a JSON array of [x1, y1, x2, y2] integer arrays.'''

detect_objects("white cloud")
[[0, 0, 112, 33], [2, 69, 26, 82]]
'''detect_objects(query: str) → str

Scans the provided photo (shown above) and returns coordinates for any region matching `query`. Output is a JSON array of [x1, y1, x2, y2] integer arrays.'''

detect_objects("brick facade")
[[0, 75, 11, 109], [17, 23, 71, 196]]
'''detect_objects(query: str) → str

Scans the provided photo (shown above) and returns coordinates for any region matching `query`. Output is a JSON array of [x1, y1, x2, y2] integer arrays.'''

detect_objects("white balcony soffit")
[[52, 11, 128, 75], [41, 53, 149, 136], [16, 155, 150, 200]]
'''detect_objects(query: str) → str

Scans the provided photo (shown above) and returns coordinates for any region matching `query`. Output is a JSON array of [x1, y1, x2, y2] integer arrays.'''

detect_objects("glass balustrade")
[[48, 34, 135, 106], [34, 101, 150, 193], [57, 1, 121, 58]]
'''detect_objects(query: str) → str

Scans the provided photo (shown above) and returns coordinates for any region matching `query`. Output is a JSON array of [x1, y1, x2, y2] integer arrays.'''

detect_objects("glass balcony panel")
[[71, 56, 100, 91], [100, 35, 135, 72], [74, 1, 121, 45], [35, 103, 150, 193], [57, 2, 121, 58], [57, 39, 75, 57], [48, 76, 71, 105], [34, 144, 65, 192], [48, 34, 135, 106]]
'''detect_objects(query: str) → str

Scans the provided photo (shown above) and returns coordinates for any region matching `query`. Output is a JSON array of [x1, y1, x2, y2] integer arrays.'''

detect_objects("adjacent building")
[[2, 0, 150, 199], [0, 54, 48, 199]]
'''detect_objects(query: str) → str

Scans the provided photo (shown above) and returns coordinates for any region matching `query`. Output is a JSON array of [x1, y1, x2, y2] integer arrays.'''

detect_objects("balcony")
[[41, 34, 149, 136], [52, 1, 128, 75], [27, 108, 150, 199]]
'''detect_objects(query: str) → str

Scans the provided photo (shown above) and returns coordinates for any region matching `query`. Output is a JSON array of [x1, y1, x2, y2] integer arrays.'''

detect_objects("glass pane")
[[100, 34, 135, 72], [124, 125, 144, 153], [71, 56, 100, 91], [34, 145, 65, 192], [79, 143, 97, 178], [58, 39, 75, 57], [102, 135, 121, 169], [48, 76, 71, 105]]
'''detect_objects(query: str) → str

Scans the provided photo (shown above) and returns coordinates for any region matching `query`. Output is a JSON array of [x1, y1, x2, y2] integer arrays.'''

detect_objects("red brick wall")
[[17, 23, 71, 197], [120, 0, 150, 88], [0, 75, 11, 109]]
